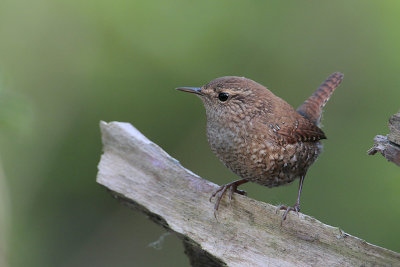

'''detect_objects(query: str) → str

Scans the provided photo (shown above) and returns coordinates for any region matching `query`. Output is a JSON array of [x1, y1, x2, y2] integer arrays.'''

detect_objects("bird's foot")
[[276, 203, 301, 224], [209, 179, 248, 219]]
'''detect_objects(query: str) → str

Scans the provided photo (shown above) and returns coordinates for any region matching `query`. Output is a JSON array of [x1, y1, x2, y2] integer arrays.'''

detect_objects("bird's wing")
[[265, 114, 326, 144]]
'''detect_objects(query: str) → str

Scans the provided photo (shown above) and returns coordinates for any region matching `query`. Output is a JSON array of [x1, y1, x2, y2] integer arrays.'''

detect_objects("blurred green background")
[[0, 0, 400, 266]]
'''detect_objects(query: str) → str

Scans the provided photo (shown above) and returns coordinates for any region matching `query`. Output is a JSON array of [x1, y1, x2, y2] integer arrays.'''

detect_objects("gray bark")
[[97, 121, 400, 267], [368, 111, 400, 166]]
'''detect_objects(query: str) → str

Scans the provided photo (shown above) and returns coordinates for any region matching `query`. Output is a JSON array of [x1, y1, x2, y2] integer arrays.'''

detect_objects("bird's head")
[[177, 76, 274, 123]]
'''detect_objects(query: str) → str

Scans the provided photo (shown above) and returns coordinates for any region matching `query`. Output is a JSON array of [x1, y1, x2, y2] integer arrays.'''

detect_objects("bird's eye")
[[218, 92, 229, 102]]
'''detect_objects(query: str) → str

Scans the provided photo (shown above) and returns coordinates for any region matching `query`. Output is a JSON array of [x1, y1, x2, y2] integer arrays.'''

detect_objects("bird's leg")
[[277, 174, 305, 223], [209, 179, 248, 218]]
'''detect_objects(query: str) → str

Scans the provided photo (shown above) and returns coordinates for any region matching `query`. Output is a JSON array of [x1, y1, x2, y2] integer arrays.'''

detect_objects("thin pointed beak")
[[176, 87, 203, 95]]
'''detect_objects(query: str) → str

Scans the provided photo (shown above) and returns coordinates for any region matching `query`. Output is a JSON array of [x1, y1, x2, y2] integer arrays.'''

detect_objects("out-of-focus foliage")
[[0, 88, 33, 137], [0, 0, 399, 266]]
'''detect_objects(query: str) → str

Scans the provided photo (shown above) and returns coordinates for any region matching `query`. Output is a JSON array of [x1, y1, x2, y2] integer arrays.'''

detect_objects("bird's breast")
[[206, 121, 322, 187]]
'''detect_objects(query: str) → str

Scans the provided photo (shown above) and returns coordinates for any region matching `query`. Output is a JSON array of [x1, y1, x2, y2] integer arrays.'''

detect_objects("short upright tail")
[[297, 72, 344, 126]]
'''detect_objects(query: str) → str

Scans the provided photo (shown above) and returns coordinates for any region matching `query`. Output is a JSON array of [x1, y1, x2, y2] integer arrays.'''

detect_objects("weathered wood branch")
[[96, 121, 400, 267], [368, 111, 400, 166]]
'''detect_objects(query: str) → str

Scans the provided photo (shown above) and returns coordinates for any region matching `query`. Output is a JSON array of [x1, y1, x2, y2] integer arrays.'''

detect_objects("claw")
[[209, 179, 248, 219], [277, 204, 301, 225], [277, 174, 305, 225]]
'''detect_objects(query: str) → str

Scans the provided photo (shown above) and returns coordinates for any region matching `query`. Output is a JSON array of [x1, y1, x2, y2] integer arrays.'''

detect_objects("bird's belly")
[[207, 127, 322, 187]]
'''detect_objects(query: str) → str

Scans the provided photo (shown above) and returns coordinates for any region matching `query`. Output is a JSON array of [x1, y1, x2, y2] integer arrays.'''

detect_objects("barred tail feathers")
[[297, 72, 343, 126]]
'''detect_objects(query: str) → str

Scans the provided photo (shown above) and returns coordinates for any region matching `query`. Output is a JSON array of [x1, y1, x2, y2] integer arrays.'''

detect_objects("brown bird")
[[177, 72, 343, 221]]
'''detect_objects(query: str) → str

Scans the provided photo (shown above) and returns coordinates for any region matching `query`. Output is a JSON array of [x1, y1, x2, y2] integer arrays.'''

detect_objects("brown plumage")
[[177, 72, 343, 221], [297, 72, 344, 127]]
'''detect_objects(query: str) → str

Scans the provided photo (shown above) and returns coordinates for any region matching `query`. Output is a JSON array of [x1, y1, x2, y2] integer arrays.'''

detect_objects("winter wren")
[[177, 72, 343, 221]]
